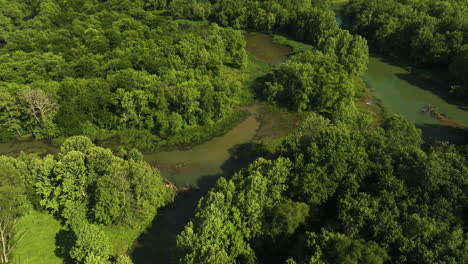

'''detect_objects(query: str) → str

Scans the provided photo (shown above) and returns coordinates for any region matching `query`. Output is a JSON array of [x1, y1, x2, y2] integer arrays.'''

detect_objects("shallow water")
[[143, 106, 260, 188], [244, 31, 468, 142], [244, 32, 291, 65], [364, 56, 468, 141]]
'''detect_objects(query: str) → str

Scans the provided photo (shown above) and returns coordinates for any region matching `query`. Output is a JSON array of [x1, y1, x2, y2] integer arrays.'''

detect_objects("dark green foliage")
[[167, 0, 337, 45], [177, 115, 468, 264], [298, 230, 389, 264], [176, 157, 296, 264], [265, 200, 309, 236], [282, 126, 368, 205]]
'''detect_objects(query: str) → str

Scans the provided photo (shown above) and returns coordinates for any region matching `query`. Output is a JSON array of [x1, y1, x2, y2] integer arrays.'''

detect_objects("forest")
[[0, 0, 248, 147], [0, 0, 467, 264], [176, 114, 468, 264]]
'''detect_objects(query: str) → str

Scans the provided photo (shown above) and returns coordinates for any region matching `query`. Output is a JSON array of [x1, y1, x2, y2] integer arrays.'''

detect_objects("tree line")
[[342, 0, 468, 97], [0, 136, 174, 263]]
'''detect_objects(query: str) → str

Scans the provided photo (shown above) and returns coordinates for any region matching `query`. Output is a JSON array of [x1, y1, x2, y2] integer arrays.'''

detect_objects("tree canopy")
[[176, 115, 468, 264]]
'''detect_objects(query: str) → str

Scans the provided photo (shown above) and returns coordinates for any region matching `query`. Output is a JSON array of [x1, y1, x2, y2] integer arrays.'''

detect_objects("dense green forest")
[[1, 0, 467, 264], [342, 0, 468, 97], [0, 0, 247, 147], [176, 114, 468, 264]]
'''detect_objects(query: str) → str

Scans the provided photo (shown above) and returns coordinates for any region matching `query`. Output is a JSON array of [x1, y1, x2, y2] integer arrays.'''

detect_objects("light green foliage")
[[176, 157, 295, 263], [115, 255, 134, 264], [382, 115, 423, 148], [0, 1, 248, 143], [176, 192, 244, 264], [297, 112, 331, 138], [0, 156, 30, 264], [31, 136, 173, 227], [0, 91, 23, 138], [1, 134, 172, 263], [70, 224, 112, 264], [169, 0, 213, 20], [317, 29, 369, 76]]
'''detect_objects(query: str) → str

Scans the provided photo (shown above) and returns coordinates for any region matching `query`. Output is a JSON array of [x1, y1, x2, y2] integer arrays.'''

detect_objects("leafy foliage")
[[177, 115, 468, 264], [0, 136, 172, 263], [0, 0, 248, 143]]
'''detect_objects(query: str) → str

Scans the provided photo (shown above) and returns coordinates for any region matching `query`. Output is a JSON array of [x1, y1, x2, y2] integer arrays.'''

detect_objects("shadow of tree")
[[371, 54, 468, 110], [395, 72, 468, 111], [417, 123, 468, 147], [54, 229, 76, 264]]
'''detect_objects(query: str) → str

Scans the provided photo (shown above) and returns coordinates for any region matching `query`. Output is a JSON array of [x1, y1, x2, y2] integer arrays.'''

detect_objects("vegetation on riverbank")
[[177, 111, 468, 264], [0, 1, 251, 150], [3, 137, 173, 263], [342, 0, 468, 98], [115, 109, 249, 152]]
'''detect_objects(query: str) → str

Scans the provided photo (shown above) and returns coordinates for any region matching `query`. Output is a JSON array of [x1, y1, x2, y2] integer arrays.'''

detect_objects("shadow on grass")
[[54, 229, 76, 264], [130, 142, 260, 264]]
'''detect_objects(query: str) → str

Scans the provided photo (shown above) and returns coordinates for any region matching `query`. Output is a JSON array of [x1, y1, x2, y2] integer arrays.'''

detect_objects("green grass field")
[[12, 211, 63, 264], [11, 211, 154, 263], [272, 35, 314, 53], [100, 224, 145, 256], [219, 53, 271, 104]]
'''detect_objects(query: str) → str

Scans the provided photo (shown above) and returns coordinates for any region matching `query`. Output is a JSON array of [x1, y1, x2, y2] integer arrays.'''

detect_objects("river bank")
[[364, 55, 468, 144]]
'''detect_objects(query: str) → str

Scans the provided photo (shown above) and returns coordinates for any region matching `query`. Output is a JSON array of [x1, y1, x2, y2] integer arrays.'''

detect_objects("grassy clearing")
[[100, 224, 145, 256], [12, 211, 63, 264], [272, 35, 313, 53], [253, 104, 302, 142], [12, 211, 152, 263], [220, 53, 271, 103]]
